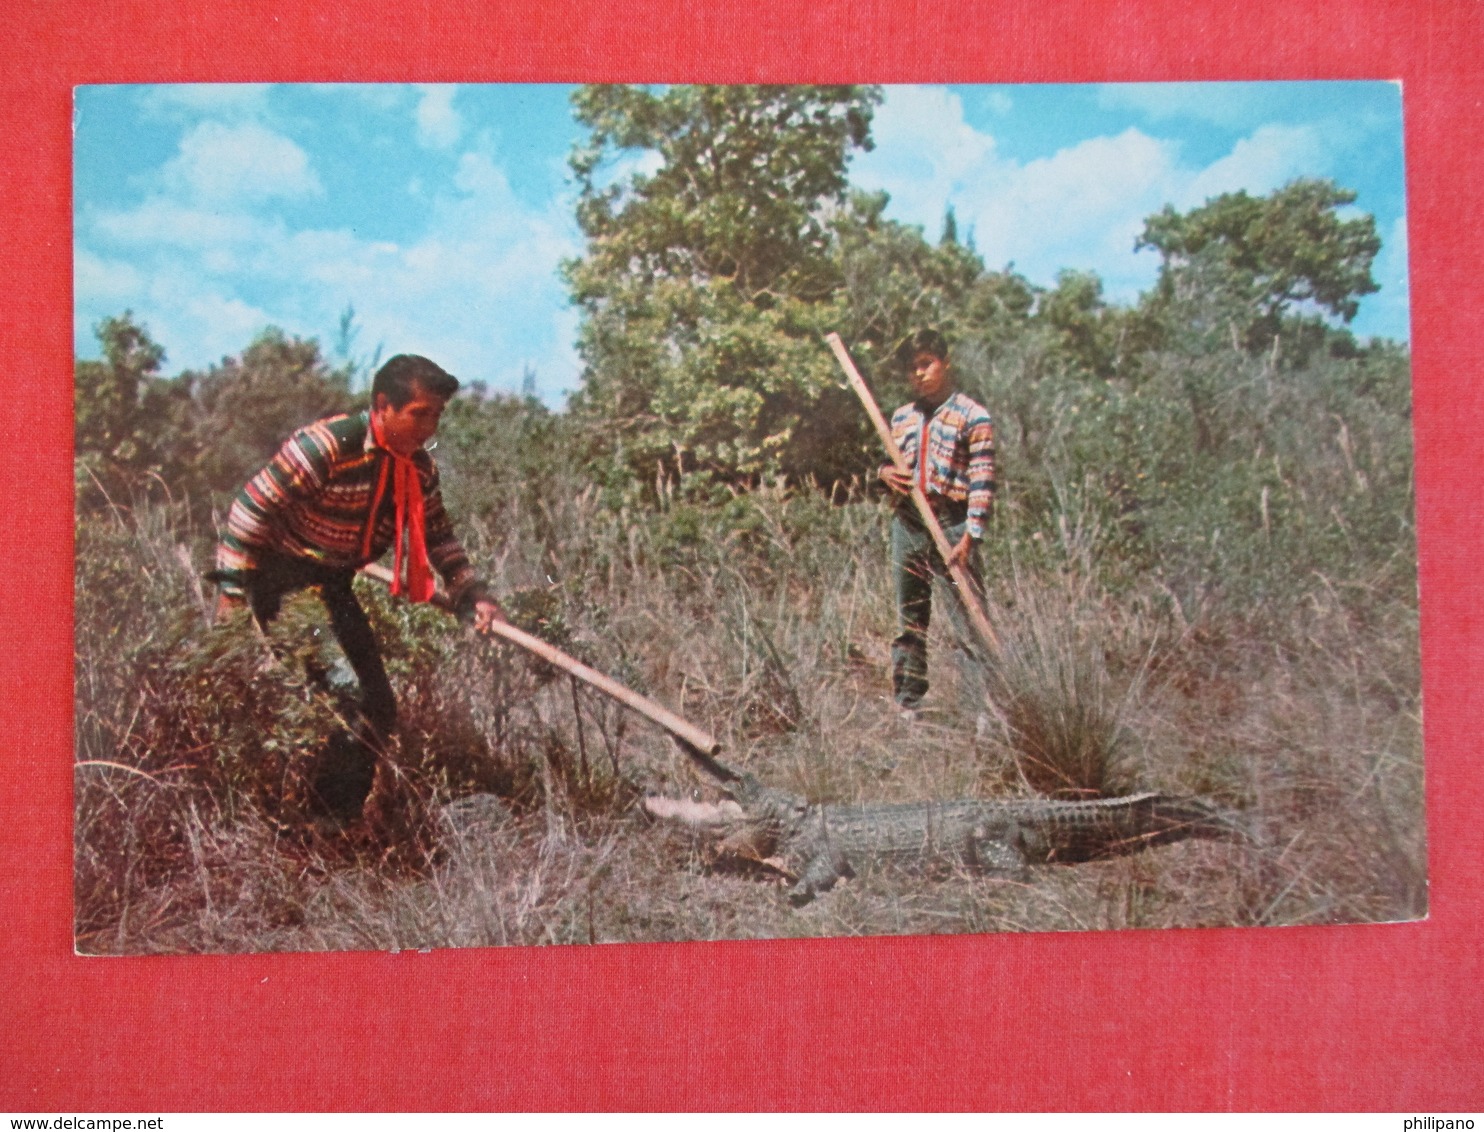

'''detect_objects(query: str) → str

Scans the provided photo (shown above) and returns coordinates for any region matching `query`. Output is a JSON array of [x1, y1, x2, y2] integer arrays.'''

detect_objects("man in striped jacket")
[[878, 329, 995, 720], [214, 354, 502, 818]]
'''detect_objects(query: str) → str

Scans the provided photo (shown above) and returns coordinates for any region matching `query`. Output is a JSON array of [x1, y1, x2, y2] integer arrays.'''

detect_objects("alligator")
[[644, 750, 1244, 905]]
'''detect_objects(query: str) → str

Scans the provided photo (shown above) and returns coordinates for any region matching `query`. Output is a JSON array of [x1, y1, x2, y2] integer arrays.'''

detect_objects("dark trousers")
[[244, 552, 396, 817], [890, 506, 988, 710]]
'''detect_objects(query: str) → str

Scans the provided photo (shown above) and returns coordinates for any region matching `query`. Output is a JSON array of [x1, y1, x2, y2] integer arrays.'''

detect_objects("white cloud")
[[414, 85, 462, 150], [537, 306, 584, 403], [320, 146, 583, 396], [74, 251, 145, 356], [77, 112, 585, 400], [855, 92, 1176, 294], [164, 290, 278, 366], [853, 87, 1351, 304], [1380, 215, 1409, 300], [308, 84, 406, 111], [138, 84, 273, 120], [450, 148, 508, 196], [93, 197, 266, 249], [74, 254, 277, 368], [870, 86, 996, 175], [1096, 82, 1288, 128], [962, 128, 1177, 281], [1180, 124, 1324, 206], [854, 86, 996, 227], [74, 249, 141, 306], [162, 121, 323, 204]]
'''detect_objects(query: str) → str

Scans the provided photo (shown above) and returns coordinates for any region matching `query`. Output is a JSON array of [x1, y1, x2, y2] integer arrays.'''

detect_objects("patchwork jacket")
[[214, 411, 480, 604], [888, 390, 996, 540]]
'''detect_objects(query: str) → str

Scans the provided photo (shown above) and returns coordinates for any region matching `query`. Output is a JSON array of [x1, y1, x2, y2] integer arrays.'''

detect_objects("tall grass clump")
[[982, 573, 1139, 799]]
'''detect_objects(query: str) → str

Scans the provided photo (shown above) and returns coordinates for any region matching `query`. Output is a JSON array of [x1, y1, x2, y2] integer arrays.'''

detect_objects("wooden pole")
[[357, 561, 724, 756], [825, 332, 1001, 656]]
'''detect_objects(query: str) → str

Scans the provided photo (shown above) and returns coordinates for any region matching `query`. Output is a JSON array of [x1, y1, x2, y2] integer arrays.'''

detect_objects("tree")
[[827, 188, 1041, 428], [1036, 270, 1116, 379], [563, 84, 882, 495], [185, 327, 355, 497], [569, 84, 877, 301], [1138, 178, 1381, 349], [332, 303, 384, 391], [75, 313, 197, 507], [435, 388, 565, 535], [76, 316, 358, 513], [940, 206, 959, 246], [832, 191, 1004, 351]]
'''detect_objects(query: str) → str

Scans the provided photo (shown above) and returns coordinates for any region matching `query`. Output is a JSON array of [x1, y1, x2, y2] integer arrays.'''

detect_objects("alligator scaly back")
[[646, 753, 1245, 905]]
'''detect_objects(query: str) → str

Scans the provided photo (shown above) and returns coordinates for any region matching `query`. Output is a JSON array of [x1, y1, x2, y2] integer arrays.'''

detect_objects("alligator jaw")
[[641, 795, 745, 827]]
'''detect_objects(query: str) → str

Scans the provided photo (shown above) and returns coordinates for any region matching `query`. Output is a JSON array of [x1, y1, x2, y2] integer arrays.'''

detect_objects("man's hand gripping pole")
[[357, 561, 727, 764]]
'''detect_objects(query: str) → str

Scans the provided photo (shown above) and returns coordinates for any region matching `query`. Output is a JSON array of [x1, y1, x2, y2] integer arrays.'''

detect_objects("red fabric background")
[[4, 0, 1480, 1111]]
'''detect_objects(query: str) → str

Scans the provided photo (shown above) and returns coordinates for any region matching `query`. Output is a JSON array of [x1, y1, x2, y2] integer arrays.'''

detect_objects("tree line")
[[76, 84, 1409, 616]]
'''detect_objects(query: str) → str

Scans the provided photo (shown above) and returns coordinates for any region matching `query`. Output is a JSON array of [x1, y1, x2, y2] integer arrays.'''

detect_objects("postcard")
[[72, 81, 1420, 954]]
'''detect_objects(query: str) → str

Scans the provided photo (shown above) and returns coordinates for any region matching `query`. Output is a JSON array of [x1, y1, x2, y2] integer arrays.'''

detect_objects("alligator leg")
[[968, 824, 1031, 881], [788, 844, 855, 906]]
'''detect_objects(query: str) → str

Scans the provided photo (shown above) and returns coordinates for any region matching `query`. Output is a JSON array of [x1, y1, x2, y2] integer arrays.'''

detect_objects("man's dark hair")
[[898, 328, 950, 366], [372, 354, 460, 408]]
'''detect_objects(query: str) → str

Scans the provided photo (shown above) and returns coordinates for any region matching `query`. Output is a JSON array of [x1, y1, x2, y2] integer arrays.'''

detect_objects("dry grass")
[[73, 481, 1424, 954], [980, 570, 1142, 798]]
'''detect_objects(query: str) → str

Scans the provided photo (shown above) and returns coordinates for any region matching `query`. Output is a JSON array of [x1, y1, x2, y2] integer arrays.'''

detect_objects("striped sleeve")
[[889, 403, 919, 471], [214, 423, 336, 596], [964, 407, 996, 540]]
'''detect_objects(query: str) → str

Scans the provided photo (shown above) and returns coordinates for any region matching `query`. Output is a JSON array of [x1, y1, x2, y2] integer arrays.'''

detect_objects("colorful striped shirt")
[[889, 390, 996, 540], [214, 411, 480, 603]]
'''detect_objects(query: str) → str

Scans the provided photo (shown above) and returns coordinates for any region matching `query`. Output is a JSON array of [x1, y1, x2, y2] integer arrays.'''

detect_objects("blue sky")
[[74, 82, 1408, 405]]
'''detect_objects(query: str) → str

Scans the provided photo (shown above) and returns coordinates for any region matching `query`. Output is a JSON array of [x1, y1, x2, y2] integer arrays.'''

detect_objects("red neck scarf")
[[363, 411, 435, 603]]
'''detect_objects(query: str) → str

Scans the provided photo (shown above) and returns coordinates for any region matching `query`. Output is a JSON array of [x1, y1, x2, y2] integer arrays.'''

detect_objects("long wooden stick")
[[358, 561, 723, 756], [825, 332, 1001, 655]]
